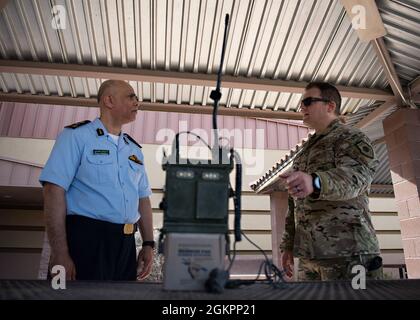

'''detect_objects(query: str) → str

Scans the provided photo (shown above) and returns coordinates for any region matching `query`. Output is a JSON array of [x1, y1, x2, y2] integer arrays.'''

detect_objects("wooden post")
[[270, 191, 289, 268]]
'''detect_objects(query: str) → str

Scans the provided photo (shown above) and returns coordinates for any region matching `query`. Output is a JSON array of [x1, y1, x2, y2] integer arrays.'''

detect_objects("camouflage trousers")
[[298, 254, 383, 281]]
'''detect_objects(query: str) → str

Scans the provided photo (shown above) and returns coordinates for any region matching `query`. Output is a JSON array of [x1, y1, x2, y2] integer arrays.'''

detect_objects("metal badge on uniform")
[[96, 128, 104, 136], [129, 154, 143, 165], [93, 149, 110, 155]]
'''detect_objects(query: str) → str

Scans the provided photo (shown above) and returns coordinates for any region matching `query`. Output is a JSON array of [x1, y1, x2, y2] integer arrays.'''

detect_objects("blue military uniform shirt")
[[39, 118, 152, 224]]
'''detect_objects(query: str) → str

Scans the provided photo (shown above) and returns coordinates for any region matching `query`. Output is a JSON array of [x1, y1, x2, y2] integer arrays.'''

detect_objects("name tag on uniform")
[[93, 149, 110, 155], [129, 154, 143, 165]]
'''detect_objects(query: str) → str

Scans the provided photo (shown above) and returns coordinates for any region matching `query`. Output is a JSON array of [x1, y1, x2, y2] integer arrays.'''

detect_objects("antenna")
[[210, 14, 230, 152]]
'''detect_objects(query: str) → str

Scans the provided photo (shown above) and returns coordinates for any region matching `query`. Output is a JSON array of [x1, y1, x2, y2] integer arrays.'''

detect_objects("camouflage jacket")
[[279, 119, 381, 259]]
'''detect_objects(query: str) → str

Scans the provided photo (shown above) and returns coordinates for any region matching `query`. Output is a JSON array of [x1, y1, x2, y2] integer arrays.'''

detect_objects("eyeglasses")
[[301, 97, 330, 107]]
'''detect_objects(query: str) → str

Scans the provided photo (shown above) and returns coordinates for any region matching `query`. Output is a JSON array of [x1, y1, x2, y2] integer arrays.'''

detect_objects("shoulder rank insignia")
[[65, 120, 91, 129], [129, 154, 143, 165], [124, 133, 142, 149]]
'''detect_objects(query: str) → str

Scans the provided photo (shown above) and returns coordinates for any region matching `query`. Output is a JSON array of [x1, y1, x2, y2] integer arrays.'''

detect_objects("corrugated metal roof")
[[0, 0, 389, 113], [373, 143, 392, 185], [0, 0, 417, 195], [250, 134, 393, 193], [346, 102, 399, 142], [377, 0, 420, 86]]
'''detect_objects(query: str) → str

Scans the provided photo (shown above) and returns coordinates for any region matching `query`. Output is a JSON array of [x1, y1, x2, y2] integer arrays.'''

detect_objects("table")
[[1, 279, 420, 300]]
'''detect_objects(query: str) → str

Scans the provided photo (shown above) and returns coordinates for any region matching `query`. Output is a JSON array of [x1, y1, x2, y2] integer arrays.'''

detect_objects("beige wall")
[[0, 209, 44, 279], [0, 137, 289, 192], [0, 137, 54, 166], [0, 195, 404, 279]]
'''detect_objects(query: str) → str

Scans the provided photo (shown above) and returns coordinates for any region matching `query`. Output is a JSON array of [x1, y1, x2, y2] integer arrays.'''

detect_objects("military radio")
[[159, 14, 242, 292]]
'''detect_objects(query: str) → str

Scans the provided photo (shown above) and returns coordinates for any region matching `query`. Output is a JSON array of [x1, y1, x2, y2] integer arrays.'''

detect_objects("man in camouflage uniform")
[[279, 82, 383, 281]]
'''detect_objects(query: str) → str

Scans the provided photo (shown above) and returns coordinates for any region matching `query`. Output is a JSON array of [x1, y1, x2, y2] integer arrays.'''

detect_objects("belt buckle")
[[124, 224, 134, 234]]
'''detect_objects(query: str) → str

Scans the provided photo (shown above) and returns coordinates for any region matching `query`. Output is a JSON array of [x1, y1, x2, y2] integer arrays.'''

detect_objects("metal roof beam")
[[409, 77, 420, 93], [372, 38, 408, 106], [341, 0, 405, 104], [341, 0, 412, 130], [0, 92, 304, 120], [409, 76, 420, 103], [0, 60, 393, 101], [372, 136, 386, 146], [355, 98, 397, 129]]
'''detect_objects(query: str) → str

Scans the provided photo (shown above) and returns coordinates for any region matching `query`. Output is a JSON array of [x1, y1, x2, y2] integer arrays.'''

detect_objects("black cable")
[[240, 232, 288, 288], [173, 131, 212, 163], [175, 131, 212, 150], [224, 232, 288, 290], [241, 232, 269, 262], [227, 240, 237, 273], [231, 149, 242, 242], [227, 149, 241, 270]]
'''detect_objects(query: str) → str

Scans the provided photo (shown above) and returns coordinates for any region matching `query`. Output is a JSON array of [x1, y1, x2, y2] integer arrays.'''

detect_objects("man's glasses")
[[301, 97, 330, 107]]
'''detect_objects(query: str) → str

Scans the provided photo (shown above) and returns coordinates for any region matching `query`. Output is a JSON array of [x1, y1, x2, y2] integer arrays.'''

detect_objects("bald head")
[[96, 80, 139, 129], [97, 80, 130, 104]]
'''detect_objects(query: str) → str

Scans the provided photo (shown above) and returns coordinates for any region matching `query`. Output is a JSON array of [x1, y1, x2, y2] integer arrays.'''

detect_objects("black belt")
[[66, 215, 138, 235]]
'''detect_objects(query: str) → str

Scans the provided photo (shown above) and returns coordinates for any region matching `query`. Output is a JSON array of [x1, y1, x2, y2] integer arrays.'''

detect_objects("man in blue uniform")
[[40, 80, 154, 281]]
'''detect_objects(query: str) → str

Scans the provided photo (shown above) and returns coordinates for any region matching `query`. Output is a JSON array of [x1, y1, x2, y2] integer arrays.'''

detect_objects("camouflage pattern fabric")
[[279, 119, 381, 259], [298, 254, 383, 281]]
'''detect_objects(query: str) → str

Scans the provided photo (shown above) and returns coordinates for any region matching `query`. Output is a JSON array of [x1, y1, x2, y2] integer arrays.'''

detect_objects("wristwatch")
[[142, 241, 155, 249], [311, 173, 321, 197]]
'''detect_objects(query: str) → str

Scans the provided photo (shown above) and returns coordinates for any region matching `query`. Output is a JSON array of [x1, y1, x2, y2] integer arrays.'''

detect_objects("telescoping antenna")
[[210, 14, 230, 152]]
